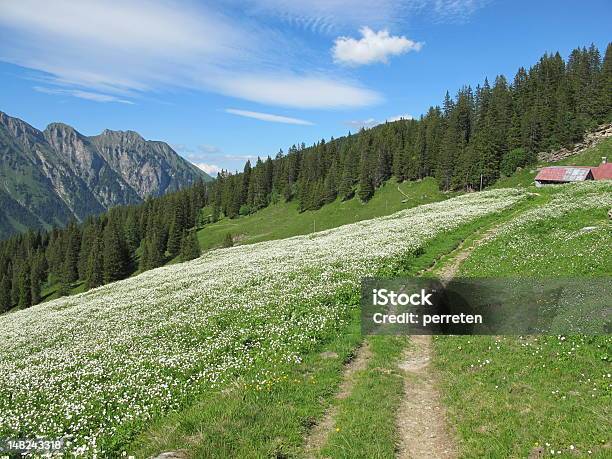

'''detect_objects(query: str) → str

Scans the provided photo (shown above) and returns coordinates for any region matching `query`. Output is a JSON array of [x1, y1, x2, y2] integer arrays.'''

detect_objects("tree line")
[[0, 42, 610, 313], [0, 183, 207, 312]]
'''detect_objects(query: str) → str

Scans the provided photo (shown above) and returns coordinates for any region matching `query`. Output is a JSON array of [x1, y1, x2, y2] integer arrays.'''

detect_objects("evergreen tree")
[[599, 43, 612, 121], [0, 267, 12, 313], [17, 260, 32, 309], [124, 213, 140, 254], [338, 161, 355, 201], [179, 230, 201, 262], [358, 166, 374, 202], [86, 235, 104, 289], [102, 220, 130, 283], [62, 221, 81, 285], [30, 252, 45, 306]]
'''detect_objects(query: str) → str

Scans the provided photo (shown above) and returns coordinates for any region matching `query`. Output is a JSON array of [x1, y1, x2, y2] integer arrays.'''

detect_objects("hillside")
[[196, 177, 446, 251], [197, 137, 609, 251], [30, 138, 610, 305], [493, 135, 612, 189], [1, 181, 609, 458], [0, 187, 528, 457], [0, 111, 210, 238]]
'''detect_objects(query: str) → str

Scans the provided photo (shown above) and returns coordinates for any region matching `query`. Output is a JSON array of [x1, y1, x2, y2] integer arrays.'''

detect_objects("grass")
[[433, 183, 612, 458], [318, 336, 406, 459], [459, 207, 611, 277], [196, 178, 445, 251], [315, 194, 547, 459], [128, 306, 364, 459], [23, 140, 610, 457], [127, 200, 530, 459]]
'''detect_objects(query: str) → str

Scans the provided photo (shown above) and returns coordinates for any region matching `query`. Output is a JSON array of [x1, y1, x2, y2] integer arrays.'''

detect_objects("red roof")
[[535, 166, 592, 182], [591, 163, 612, 180]]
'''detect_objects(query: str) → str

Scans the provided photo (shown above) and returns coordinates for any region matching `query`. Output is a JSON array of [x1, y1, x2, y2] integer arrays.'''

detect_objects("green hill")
[[195, 177, 446, 251], [195, 137, 611, 253], [2, 180, 609, 458], [36, 137, 611, 303]]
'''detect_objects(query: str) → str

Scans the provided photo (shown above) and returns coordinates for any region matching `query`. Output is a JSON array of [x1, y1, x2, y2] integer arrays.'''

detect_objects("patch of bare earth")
[[396, 334, 457, 459], [302, 342, 372, 458]]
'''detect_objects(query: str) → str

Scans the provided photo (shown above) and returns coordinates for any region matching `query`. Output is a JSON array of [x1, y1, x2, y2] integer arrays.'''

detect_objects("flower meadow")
[[0, 189, 528, 457]]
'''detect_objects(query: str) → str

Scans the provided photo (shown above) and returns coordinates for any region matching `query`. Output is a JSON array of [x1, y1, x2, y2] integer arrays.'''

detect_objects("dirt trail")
[[395, 220, 508, 459], [302, 210, 519, 458], [396, 334, 456, 459], [302, 342, 372, 458]]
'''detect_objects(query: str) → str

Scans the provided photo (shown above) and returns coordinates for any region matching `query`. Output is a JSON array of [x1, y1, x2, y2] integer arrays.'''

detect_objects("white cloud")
[[33, 86, 134, 104], [241, 0, 404, 33], [241, 0, 486, 33], [0, 0, 383, 109], [431, 0, 489, 23], [225, 108, 314, 125], [333, 27, 423, 66], [195, 163, 222, 176], [216, 76, 381, 109]]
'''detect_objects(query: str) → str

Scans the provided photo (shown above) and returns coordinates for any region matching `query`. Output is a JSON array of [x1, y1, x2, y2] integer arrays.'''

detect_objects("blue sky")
[[0, 0, 610, 175]]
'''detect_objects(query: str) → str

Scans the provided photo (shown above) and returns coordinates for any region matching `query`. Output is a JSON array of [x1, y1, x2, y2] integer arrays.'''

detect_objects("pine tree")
[[0, 266, 12, 313], [62, 221, 81, 285], [139, 237, 151, 272], [17, 260, 32, 308], [167, 217, 182, 258], [102, 220, 130, 283], [179, 230, 201, 262], [124, 213, 140, 254], [140, 233, 165, 271], [30, 252, 44, 306], [338, 161, 355, 201], [599, 43, 612, 122], [86, 235, 104, 289], [358, 174, 374, 202], [78, 219, 96, 279], [323, 162, 338, 204]]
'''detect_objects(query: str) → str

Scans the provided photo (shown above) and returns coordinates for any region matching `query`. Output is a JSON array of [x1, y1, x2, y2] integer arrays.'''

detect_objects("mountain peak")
[[0, 110, 211, 239], [44, 122, 80, 136], [99, 128, 144, 141]]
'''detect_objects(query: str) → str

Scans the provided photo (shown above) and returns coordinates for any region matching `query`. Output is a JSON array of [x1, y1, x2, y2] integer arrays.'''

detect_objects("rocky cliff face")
[[0, 111, 210, 239]]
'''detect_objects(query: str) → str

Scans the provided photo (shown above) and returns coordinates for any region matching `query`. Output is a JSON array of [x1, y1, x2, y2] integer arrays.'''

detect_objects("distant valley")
[[0, 111, 210, 238]]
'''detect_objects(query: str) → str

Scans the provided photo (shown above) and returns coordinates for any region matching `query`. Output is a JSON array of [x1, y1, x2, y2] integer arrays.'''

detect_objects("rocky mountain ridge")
[[0, 111, 210, 239]]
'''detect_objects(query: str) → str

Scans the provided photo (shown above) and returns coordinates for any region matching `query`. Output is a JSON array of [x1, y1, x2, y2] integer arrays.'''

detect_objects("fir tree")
[[86, 235, 104, 289], [17, 260, 32, 309], [0, 269, 12, 313], [179, 230, 201, 262], [102, 220, 130, 283]]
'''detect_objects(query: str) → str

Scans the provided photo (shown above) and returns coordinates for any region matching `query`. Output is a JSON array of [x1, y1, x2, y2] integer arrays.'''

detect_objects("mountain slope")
[[0, 188, 529, 457], [0, 111, 210, 238]]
